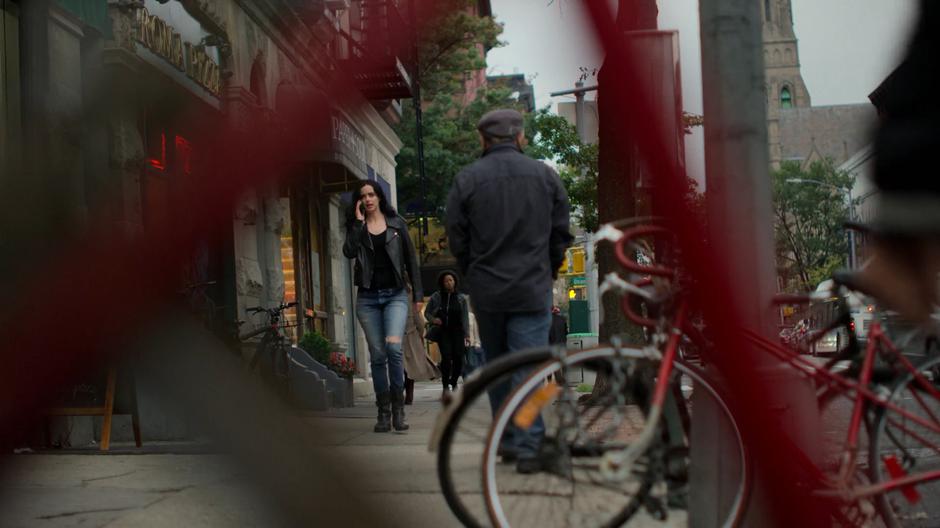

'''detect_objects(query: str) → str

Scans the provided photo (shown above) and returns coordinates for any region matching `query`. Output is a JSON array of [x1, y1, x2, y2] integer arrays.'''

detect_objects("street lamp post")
[[786, 178, 857, 269]]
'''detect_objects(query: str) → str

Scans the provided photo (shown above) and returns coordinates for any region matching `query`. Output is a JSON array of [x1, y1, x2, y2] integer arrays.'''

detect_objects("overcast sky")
[[486, 0, 918, 182]]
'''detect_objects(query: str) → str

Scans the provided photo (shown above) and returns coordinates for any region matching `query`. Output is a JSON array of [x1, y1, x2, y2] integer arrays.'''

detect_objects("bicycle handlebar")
[[247, 302, 297, 315], [614, 225, 674, 277], [772, 290, 835, 305], [621, 278, 658, 328], [772, 294, 810, 305]]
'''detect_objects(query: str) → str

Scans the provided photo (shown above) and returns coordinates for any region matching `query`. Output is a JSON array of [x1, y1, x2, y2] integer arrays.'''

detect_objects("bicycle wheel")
[[869, 354, 940, 527], [482, 347, 749, 528], [436, 346, 558, 527]]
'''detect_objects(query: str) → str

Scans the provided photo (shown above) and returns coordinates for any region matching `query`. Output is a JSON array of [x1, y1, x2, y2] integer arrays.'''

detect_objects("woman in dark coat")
[[424, 270, 470, 392]]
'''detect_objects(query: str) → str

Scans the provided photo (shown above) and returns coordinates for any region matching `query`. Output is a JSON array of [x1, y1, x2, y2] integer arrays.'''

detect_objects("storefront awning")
[[276, 82, 371, 194]]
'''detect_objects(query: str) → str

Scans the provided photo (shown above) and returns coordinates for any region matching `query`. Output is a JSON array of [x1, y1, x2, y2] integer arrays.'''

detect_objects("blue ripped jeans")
[[356, 288, 409, 395], [475, 307, 552, 459]]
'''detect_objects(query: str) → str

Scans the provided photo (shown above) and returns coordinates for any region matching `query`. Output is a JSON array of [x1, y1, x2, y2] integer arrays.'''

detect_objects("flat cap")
[[477, 109, 525, 139]]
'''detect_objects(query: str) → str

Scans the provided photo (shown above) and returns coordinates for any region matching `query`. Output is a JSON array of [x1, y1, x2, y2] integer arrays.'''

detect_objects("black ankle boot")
[[390, 390, 409, 431], [374, 392, 391, 433]]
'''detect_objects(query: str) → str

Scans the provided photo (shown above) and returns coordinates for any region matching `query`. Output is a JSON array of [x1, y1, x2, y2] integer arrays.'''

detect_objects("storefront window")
[[279, 197, 299, 342]]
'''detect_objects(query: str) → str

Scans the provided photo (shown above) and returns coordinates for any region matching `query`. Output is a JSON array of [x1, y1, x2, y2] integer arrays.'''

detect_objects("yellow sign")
[[560, 246, 585, 276]]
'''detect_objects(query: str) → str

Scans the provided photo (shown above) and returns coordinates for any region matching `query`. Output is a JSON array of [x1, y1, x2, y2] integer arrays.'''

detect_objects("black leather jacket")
[[343, 214, 423, 302]]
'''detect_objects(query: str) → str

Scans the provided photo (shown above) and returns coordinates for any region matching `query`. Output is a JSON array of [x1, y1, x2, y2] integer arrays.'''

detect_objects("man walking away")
[[549, 306, 568, 347], [446, 109, 573, 474]]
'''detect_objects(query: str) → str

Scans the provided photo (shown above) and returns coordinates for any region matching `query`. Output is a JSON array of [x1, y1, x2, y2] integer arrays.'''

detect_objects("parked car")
[[804, 280, 873, 356]]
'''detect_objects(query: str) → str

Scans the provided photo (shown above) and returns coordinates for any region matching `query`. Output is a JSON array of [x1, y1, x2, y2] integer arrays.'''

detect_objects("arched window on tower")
[[764, 0, 772, 21], [780, 86, 793, 109]]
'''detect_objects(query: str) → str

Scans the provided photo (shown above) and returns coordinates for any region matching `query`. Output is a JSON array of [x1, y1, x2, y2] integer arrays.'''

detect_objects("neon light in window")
[[175, 135, 192, 175], [148, 133, 167, 171]]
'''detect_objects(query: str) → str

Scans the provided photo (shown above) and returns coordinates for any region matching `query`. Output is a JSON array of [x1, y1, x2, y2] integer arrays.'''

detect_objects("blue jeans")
[[475, 307, 551, 459], [356, 288, 409, 395]]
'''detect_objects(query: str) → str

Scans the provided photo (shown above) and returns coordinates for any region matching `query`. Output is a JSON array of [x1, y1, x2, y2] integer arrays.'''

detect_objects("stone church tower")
[[762, 0, 811, 166]]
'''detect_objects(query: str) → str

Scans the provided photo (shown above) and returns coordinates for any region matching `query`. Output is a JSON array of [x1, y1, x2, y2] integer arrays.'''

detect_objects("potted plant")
[[327, 352, 356, 406], [299, 331, 331, 365], [299, 331, 357, 407]]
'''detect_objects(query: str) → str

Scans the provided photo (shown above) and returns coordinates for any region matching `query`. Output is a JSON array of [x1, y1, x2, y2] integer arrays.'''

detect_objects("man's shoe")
[[497, 447, 518, 463], [516, 457, 543, 475]]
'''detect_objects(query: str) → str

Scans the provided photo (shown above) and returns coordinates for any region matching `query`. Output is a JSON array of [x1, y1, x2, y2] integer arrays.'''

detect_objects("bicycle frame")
[[612, 223, 940, 508], [745, 321, 940, 501], [598, 301, 689, 481]]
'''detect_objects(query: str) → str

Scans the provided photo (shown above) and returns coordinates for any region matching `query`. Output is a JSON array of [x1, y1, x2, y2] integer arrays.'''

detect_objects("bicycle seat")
[[831, 269, 878, 299]]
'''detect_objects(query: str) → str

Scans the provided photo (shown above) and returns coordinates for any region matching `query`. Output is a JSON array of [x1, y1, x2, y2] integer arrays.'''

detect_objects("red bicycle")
[[479, 221, 939, 527]]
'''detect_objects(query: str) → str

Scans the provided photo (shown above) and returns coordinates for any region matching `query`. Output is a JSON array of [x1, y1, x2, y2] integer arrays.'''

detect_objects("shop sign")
[[568, 276, 587, 287], [331, 114, 368, 174], [332, 115, 366, 162], [134, 0, 222, 99]]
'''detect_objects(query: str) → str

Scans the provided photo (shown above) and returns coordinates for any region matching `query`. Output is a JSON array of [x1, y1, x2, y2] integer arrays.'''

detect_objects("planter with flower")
[[298, 331, 356, 407], [327, 352, 357, 379], [328, 352, 357, 405]]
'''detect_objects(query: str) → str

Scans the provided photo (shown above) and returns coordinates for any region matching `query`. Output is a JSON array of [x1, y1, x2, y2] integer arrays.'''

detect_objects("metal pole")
[[574, 81, 586, 140], [408, 0, 428, 264], [697, 0, 820, 524], [846, 190, 857, 268], [550, 82, 600, 335]]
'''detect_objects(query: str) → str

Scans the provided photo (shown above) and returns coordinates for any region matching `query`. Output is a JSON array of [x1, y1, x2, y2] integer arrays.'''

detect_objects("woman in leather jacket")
[[343, 181, 423, 433]]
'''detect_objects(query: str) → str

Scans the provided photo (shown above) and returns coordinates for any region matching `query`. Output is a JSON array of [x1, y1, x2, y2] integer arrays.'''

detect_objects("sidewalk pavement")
[[1, 381, 690, 527], [0, 382, 455, 528]]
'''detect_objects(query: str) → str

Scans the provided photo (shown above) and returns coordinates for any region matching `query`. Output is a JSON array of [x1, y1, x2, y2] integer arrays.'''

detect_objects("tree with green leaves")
[[772, 159, 855, 292], [394, 1, 509, 219], [526, 108, 600, 231], [396, 1, 607, 231], [395, 86, 525, 219]]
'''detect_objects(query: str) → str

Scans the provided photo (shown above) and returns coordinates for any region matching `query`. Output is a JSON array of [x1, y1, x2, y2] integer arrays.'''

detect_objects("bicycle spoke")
[[885, 415, 940, 458]]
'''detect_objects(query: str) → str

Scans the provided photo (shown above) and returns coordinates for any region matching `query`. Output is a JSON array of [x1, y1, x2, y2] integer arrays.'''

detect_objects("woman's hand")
[[464, 337, 471, 347], [355, 199, 365, 221], [414, 302, 423, 316]]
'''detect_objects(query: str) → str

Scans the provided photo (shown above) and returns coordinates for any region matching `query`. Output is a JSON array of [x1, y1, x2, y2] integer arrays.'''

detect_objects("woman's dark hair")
[[437, 270, 459, 292], [346, 181, 397, 227]]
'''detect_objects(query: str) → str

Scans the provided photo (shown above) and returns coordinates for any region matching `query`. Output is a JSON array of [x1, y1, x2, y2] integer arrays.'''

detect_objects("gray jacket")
[[445, 143, 573, 312], [343, 214, 423, 302]]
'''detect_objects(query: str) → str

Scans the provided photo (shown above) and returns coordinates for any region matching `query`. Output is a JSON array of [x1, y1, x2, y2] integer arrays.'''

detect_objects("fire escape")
[[339, 0, 415, 101]]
